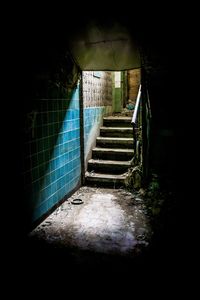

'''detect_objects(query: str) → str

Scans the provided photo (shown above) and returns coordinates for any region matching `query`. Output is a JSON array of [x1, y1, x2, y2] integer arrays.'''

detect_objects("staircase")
[[85, 116, 134, 187]]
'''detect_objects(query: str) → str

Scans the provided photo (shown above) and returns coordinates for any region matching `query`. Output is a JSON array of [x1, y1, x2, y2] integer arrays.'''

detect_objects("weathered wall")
[[20, 68, 112, 228], [21, 86, 81, 225], [83, 71, 112, 164], [127, 69, 141, 103]]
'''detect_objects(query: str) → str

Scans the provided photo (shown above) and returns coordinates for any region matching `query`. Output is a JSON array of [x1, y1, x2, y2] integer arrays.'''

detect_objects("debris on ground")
[[29, 187, 152, 258]]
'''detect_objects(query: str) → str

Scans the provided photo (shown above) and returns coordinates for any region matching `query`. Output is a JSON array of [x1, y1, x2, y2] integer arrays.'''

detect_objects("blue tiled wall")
[[22, 85, 81, 223]]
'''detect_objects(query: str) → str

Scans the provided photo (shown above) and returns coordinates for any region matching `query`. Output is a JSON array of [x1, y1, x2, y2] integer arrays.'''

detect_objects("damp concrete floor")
[[27, 187, 152, 272], [10, 185, 181, 292]]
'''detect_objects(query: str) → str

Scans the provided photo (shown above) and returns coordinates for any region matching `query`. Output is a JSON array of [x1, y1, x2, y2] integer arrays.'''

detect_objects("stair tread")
[[93, 147, 134, 152], [88, 159, 131, 165], [103, 117, 132, 120], [100, 127, 132, 130], [85, 172, 127, 179], [97, 137, 133, 141]]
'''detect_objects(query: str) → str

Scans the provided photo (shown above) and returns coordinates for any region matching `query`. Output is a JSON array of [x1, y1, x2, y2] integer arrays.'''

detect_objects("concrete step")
[[85, 171, 127, 187], [96, 137, 133, 148], [88, 159, 131, 174], [103, 116, 132, 128], [100, 127, 133, 138], [92, 147, 134, 160]]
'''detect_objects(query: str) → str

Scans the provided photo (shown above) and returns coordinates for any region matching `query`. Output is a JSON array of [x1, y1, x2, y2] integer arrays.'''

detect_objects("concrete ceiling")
[[68, 20, 141, 70], [65, 10, 173, 71]]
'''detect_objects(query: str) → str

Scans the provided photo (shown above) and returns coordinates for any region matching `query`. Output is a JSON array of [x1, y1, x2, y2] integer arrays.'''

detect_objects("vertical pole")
[[79, 72, 85, 185], [141, 67, 148, 185], [132, 124, 137, 164]]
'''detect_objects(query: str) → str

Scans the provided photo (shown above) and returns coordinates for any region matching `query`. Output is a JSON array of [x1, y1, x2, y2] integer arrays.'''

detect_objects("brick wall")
[[127, 69, 141, 103]]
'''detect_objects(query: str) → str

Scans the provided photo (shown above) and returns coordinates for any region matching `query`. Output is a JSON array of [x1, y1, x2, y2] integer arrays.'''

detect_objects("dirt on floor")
[[28, 187, 152, 268], [11, 180, 182, 293]]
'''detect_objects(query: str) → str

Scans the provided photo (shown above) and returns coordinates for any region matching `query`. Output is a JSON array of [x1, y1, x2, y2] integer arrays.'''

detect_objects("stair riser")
[[92, 151, 134, 161], [96, 140, 133, 149], [100, 130, 133, 138], [85, 177, 125, 188], [103, 120, 132, 128], [88, 163, 129, 174]]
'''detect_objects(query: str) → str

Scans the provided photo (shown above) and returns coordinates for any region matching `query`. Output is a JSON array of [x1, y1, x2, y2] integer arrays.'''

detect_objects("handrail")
[[131, 84, 142, 166], [131, 84, 142, 125], [130, 70, 151, 185]]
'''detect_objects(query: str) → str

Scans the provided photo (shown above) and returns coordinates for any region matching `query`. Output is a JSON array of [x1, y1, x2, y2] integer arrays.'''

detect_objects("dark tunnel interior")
[[4, 5, 192, 292]]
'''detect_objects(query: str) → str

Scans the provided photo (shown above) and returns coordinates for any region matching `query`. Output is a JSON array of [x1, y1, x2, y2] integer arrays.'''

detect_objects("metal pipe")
[[131, 84, 142, 125]]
